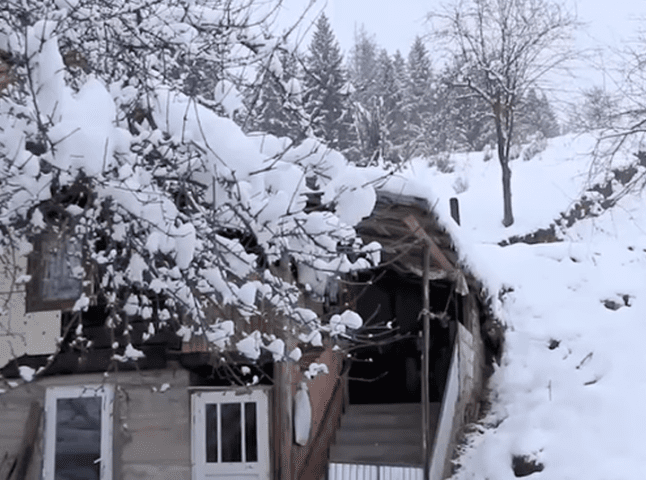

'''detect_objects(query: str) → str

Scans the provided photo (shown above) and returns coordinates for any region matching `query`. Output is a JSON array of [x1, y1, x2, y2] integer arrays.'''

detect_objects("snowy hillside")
[[384, 133, 646, 479]]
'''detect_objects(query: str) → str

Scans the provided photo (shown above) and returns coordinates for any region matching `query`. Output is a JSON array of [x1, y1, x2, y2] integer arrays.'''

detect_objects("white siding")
[[0, 254, 60, 368], [328, 463, 423, 480]]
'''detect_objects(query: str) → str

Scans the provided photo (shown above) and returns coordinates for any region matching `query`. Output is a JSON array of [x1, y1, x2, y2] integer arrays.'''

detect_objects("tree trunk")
[[494, 102, 515, 227], [500, 157, 514, 227]]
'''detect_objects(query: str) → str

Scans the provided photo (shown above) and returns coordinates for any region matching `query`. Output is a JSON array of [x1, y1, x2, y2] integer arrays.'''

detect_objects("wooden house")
[[326, 191, 491, 480], [0, 190, 494, 480]]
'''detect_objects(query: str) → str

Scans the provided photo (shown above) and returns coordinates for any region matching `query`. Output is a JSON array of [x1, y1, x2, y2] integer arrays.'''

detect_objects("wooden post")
[[449, 198, 460, 226], [271, 252, 295, 480], [422, 245, 431, 480], [276, 362, 293, 480], [403, 213, 456, 480]]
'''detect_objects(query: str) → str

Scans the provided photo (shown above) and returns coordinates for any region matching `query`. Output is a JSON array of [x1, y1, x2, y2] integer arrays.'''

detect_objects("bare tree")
[[0, 0, 381, 378], [566, 85, 618, 133], [432, 0, 577, 226], [583, 29, 646, 201]]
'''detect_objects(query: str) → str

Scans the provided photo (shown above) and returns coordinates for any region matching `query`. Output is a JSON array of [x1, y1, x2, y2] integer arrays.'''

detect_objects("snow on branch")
[[0, 0, 380, 375]]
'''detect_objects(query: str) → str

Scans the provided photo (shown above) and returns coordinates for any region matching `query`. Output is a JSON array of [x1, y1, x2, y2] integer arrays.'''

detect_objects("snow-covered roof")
[[357, 190, 463, 282]]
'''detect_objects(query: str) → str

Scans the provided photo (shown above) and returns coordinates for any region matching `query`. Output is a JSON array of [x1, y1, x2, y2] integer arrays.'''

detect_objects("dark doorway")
[[347, 270, 455, 404]]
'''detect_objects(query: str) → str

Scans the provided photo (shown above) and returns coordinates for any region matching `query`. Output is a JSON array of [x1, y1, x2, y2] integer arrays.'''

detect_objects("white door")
[[192, 388, 270, 480]]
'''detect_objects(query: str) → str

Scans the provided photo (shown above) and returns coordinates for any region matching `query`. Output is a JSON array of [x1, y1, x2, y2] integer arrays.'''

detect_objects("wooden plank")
[[0, 418, 33, 440], [119, 384, 190, 464], [458, 323, 476, 401], [429, 341, 459, 480], [328, 444, 422, 466], [346, 403, 421, 415], [0, 451, 17, 480], [10, 400, 41, 480], [403, 215, 455, 273], [121, 464, 190, 480], [334, 427, 422, 445], [297, 376, 343, 480]]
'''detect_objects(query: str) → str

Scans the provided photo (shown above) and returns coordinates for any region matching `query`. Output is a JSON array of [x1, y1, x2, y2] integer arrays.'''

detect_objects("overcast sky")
[[276, 0, 646, 102], [278, 0, 645, 55]]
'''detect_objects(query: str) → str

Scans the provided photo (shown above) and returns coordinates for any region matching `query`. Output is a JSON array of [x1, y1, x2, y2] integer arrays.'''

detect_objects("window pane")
[[220, 403, 242, 462], [42, 236, 82, 302], [205, 404, 218, 463], [55, 397, 101, 480], [244, 402, 258, 462]]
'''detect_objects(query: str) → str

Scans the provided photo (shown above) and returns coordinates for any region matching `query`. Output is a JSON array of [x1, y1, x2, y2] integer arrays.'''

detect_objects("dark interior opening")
[[347, 269, 457, 404]]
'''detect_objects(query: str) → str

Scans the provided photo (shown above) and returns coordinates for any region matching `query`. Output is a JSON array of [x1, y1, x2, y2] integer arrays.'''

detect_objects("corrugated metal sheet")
[[328, 463, 423, 480]]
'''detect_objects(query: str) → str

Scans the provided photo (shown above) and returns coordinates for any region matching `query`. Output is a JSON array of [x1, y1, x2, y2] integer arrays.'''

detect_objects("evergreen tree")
[[373, 49, 407, 162], [402, 36, 436, 158], [437, 59, 495, 152], [348, 26, 379, 106], [388, 50, 410, 160], [517, 88, 560, 139], [303, 13, 354, 153], [347, 28, 389, 164], [246, 51, 306, 141]]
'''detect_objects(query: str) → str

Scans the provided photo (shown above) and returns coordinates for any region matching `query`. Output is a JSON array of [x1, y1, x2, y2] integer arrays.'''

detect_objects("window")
[[191, 388, 270, 480], [27, 232, 83, 312], [43, 385, 113, 480]]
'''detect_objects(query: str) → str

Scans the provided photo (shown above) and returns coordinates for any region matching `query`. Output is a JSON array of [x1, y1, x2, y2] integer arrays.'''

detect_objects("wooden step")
[[340, 412, 419, 429], [339, 403, 440, 429], [346, 403, 422, 415], [328, 443, 423, 466], [334, 426, 422, 446], [344, 402, 440, 419], [328, 403, 442, 467]]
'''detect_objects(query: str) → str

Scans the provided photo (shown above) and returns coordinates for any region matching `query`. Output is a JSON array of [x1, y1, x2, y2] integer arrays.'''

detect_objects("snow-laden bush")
[[0, 0, 379, 373]]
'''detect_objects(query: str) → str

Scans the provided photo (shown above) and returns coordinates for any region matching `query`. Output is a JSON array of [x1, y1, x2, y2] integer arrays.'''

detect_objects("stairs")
[[328, 402, 441, 467]]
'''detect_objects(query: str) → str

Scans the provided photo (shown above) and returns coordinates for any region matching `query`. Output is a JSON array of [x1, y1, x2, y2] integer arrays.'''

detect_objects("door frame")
[[191, 387, 270, 480]]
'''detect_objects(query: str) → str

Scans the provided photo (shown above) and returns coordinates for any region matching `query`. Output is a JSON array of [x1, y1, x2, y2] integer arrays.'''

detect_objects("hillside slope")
[[382, 133, 646, 479]]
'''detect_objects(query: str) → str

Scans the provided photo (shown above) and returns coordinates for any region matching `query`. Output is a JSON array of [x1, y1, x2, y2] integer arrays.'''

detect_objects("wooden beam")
[[422, 245, 432, 480], [403, 215, 455, 272]]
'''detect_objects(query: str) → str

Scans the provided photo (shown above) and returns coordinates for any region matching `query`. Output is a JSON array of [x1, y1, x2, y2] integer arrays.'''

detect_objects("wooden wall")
[[0, 381, 46, 480], [0, 365, 190, 480], [111, 366, 191, 480], [290, 346, 344, 480], [430, 291, 486, 480]]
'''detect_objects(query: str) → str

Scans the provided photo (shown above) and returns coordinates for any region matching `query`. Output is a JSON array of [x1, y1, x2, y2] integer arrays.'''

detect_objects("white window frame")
[[191, 388, 270, 480], [43, 384, 114, 480]]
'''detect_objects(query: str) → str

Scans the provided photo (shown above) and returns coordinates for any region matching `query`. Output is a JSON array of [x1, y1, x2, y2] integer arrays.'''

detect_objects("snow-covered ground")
[[383, 133, 646, 479]]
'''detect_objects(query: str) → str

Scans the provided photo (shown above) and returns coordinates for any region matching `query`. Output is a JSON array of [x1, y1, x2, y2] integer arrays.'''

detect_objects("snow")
[[112, 343, 146, 363], [289, 347, 303, 362], [265, 338, 285, 361], [329, 310, 363, 336], [18, 365, 35, 382], [304, 362, 329, 379], [72, 294, 90, 312], [236, 331, 262, 360], [214, 79, 245, 118], [380, 133, 646, 479], [294, 382, 312, 446], [0, 2, 380, 365]]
